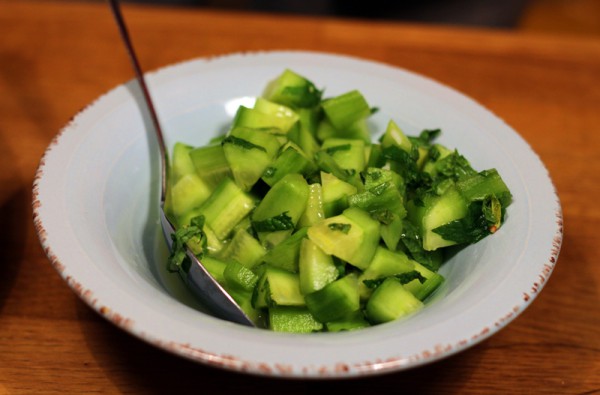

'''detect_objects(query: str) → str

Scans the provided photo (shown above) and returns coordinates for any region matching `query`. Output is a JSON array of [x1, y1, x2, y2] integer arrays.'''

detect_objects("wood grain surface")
[[0, 1, 599, 393]]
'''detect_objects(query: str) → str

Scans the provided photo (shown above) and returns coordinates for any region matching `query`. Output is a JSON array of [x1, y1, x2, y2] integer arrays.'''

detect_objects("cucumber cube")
[[325, 311, 370, 332], [262, 69, 322, 108], [189, 143, 232, 189], [171, 142, 196, 182], [262, 228, 309, 273], [407, 186, 468, 251], [268, 306, 323, 333], [305, 274, 360, 323], [365, 278, 424, 324], [253, 266, 305, 309], [252, 173, 310, 243], [321, 138, 366, 173], [321, 171, 357, 217], [297, 183, 325, 227], [223, 260, 259, 293], [357, 246, 416, 299], [170, 174, 212, 219], [217, 228, 266, 269], [222, 126, 281, 191], [307, 207, 380, 270], [322, 90, 371, 131], [197, 177, 255, 240], [380, 120, 412, 153], [298, 238, 339, 295]]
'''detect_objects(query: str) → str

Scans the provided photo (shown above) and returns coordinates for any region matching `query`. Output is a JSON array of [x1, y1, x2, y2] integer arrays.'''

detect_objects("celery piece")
[[456, 169, 512, 207]]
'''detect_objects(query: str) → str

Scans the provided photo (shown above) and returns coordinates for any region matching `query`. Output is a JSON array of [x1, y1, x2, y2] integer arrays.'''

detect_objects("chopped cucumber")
[[268, 306, 323, 333], [253, 266, 305, 309], [305, 273, 360, 323], [307, 207, 380, 270], [222, 126, 281, 191], [189, 143, 232, 189], [196, 177, 255, 240], [365, 278, 424, 324], [262, 227, 308, 273], [322, 90, 371, 131], [165, 69, 512, 332], [298, 238, 339, 295]]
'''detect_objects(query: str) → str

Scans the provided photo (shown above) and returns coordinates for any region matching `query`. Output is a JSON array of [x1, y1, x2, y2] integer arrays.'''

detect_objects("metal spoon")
[[108, 0, 256, 327]]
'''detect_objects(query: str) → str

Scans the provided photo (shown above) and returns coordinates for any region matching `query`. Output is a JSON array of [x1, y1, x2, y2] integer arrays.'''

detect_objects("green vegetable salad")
[[164, 69, 512, 332]]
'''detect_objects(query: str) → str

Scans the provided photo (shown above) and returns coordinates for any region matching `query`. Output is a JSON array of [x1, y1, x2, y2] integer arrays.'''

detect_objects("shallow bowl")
[[33, 51, 563, 378]]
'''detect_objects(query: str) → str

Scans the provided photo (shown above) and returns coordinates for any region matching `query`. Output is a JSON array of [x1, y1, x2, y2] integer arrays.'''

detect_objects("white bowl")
[[33, 51, 562, 378]]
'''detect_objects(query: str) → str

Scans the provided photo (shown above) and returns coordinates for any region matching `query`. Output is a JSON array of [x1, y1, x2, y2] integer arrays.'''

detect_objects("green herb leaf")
[[399, 219, 441, 271], [363, 270, 427, 289], [328, 223, 352, 234], [167, 215, 207, 274], [432, 200, 495, 244], [325, 144, 352, 155], [252, 212, 295, 232], [222, 135, 267, 152], [281, 84, 323, 108]]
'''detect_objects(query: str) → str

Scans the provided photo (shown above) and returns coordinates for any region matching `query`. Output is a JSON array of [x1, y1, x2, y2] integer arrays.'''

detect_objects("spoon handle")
[[108, 0, 168, 202]]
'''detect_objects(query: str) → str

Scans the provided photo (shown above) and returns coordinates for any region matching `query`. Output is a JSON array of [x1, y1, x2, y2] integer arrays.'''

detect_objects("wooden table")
[[1, 1, 598, 393]]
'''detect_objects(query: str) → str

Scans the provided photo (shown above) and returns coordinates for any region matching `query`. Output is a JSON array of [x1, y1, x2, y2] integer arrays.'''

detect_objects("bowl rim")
[[32, 50, 563, 379]]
